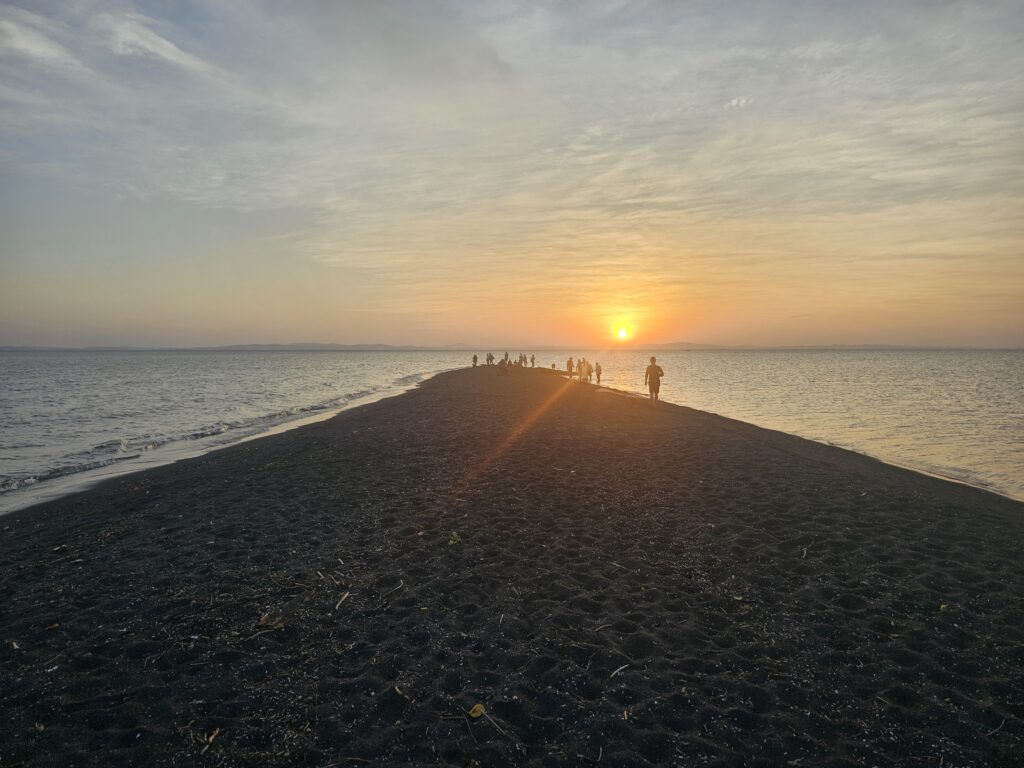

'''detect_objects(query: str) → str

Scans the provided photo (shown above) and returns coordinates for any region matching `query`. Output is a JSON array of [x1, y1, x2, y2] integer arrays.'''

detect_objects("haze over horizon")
[[2, 1, 1022, 349]]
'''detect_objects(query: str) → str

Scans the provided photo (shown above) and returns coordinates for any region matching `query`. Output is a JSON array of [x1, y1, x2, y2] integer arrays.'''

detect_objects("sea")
[[1, 349, 1021, 511]]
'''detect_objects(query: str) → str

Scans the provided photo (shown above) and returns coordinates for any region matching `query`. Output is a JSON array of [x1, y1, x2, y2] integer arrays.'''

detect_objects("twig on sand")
[[593, 623, 612, 632], [199, 727, 221, 754], [578, 746, 603, 763], [483, 711, 511, 739], [335, 592, 351, 610], [610, 664, 629, 679], [384, 580, 404, 597], [324, 759, 373, 766], [801, 541, 814, 559], [985, 719, 1006, 737], [609, 562, 627, 570], [463, 714, 479, 745]]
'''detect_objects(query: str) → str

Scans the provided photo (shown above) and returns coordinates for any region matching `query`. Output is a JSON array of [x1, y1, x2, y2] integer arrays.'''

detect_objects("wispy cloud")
[[98, 12, 211, 73]]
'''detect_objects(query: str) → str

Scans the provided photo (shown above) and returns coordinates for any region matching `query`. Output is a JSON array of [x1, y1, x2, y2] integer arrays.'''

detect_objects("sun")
[[617, 327, 629, 340]]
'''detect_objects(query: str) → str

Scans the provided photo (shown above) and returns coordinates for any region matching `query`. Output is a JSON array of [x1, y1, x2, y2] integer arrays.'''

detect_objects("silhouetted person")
[[567, 357, 574, 379], [595, 362, 602, 384], [530, 354, 535, 368], [644, 356, 664, 404], [472, 354, 478, 367]]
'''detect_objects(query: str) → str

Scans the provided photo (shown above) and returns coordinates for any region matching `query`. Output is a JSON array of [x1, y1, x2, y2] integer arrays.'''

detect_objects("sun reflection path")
[[444, 373, 576, 509]]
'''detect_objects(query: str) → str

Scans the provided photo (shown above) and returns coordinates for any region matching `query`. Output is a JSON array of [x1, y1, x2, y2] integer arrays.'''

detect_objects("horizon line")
[[3, 342, 1022, 352]]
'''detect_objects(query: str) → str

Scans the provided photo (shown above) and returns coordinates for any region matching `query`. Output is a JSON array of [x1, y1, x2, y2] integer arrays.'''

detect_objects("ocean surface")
[[1, 349, 1021, 510]]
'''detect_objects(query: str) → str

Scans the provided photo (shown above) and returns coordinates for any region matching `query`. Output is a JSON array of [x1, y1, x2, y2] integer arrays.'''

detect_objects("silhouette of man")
[[567, 357, 574, 379], [530, 354, 535, 368], [472, 354, 478, 367], [595, 362, 602, 385], [644, 356, 664, 404]]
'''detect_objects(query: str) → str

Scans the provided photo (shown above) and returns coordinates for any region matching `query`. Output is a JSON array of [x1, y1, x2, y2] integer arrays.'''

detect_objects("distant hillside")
[[638, 341, 727, 350], [214, 343, 439, 351]]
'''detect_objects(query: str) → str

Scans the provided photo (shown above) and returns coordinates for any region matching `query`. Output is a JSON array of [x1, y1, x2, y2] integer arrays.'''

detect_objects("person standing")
[[567, 357, 574, 379], [530, 354, 535, 368], [644, 356, 664, 404], [472, 354, 478, 367], [595, 362, 602, 384]]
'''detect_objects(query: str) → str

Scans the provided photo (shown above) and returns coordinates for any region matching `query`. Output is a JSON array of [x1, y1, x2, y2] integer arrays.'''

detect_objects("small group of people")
[[472, 352, 665, 405], [570, 355, 663, 403], [474, 352, 535, 369], [565, 356, 601, 385]]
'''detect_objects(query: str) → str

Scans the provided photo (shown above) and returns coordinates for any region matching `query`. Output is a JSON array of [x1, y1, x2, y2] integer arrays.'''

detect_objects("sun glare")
[[617, 327, 629, 340]]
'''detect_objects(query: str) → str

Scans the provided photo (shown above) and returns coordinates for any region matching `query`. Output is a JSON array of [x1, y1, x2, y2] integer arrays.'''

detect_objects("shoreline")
[[3, 366, 1019, 516], [2, 366, 1021, 766], [597, 381, 1024, 503], [0, 368, 456, 516]]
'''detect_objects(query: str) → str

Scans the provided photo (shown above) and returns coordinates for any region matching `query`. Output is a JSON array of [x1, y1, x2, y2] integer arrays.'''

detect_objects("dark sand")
[[2, 367, 1022, 767]]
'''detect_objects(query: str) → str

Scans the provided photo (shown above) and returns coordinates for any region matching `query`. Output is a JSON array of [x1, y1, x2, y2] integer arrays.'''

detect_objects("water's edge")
[[2, 368, 1019, 515], [0, 370, 452, 516]]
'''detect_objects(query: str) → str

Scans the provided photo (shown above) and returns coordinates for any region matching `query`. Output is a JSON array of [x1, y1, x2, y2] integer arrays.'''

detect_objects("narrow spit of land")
[[2, 366, 1022, 767]]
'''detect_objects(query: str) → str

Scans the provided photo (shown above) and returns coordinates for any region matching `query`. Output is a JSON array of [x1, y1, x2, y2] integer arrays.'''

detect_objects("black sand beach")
[[2, 366, 1022, 767]]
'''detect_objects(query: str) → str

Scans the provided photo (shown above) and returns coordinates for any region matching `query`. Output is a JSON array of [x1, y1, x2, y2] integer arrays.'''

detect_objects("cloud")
[[97, 12, 211, 73], [1, 0, 1022, 343], [0, 8, 86, 72]]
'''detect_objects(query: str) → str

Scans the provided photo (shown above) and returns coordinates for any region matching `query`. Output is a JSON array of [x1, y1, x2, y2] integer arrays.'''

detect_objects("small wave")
[[2, 454, 142, 494], [186, 424, 231, 440], [66, 438, 131, 459], [393, 373, 424, 386]]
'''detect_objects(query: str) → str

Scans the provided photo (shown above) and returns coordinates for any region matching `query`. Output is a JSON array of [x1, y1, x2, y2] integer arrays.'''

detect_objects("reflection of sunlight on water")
[[606, 371, 634, 392], [541, 350, 1024, 500]]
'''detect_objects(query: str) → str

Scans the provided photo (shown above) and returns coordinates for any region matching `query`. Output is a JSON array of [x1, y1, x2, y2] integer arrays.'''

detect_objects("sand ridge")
[[1, 366, 1022, 766]]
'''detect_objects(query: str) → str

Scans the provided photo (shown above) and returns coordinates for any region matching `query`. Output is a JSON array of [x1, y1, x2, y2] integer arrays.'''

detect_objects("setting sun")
[[617, 327, 629, 340]]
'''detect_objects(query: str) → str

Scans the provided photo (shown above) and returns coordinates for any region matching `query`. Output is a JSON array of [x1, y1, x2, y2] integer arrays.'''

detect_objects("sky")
[[1, 0, 1022, 348]]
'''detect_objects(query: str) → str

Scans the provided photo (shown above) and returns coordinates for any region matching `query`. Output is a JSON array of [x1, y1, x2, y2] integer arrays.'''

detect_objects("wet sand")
[[2, 366, 1022, 766]]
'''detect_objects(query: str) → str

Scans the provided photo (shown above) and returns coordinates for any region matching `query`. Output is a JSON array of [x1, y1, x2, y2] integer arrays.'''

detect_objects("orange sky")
[[1, 2, 1022, 348]]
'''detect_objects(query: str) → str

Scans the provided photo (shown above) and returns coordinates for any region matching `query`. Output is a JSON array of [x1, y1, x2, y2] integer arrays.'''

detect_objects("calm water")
[[586, 349, 1023, 501], [0, 349, 1021, 510], [0, 350, 467, 510]]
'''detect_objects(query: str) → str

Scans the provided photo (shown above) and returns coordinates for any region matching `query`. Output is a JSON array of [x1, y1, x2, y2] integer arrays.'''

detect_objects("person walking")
[[644, 356, 664, 404], [595, 362, 602, 385]]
